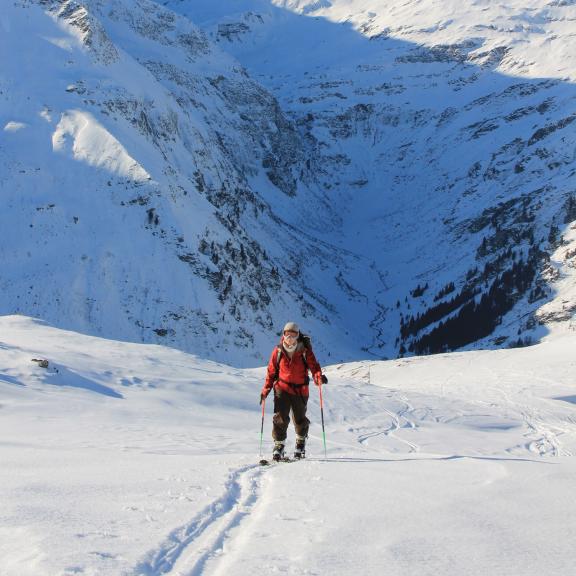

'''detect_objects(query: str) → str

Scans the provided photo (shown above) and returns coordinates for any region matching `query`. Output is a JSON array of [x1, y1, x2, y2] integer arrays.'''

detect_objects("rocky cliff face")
[[167, 0, 576, 356], [2, 0, 372, 365], [2, 0, 576, 364]]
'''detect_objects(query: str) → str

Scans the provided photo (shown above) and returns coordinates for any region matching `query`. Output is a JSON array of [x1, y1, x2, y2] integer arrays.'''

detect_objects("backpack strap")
[[301, 348, 309, 373], [299, 334, 310, 377], [273, 345, 310, 393], [273, 346, 282, 384]]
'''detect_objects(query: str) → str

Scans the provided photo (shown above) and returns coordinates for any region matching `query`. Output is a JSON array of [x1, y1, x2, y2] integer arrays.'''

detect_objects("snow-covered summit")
[[273, 0, 576, 81]]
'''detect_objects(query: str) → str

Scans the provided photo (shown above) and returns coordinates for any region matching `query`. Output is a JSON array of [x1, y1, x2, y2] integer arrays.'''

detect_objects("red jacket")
[[262, 337, 323, 397]]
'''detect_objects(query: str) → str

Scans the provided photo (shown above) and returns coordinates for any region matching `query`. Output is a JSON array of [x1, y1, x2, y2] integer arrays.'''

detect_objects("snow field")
[[212, 457, 576, 576], [2, 314, 576, 575]]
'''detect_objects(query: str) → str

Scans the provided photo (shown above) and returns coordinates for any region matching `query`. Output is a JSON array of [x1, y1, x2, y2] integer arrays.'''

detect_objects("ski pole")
[[318, 381, 327, 458], [259, 397, 266, 458]]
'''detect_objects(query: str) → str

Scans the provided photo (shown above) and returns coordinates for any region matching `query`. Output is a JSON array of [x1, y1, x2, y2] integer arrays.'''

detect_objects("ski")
[[259, 457, 302, 466]]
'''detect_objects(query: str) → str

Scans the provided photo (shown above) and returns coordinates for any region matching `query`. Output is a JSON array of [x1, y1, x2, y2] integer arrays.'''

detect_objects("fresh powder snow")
[[2, 314, 576, 575]]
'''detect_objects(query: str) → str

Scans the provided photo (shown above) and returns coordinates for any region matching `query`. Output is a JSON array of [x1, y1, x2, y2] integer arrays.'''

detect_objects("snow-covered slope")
[[1, 0, 377, 365], [2, 0, 576, 362], [2, 315, 576, 575], [167, 0, 576, 356]]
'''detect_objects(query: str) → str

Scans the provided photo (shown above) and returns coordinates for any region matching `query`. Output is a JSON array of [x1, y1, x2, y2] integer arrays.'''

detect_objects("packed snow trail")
[[133, 464, 263, 576], [2, 317, 576, 575]]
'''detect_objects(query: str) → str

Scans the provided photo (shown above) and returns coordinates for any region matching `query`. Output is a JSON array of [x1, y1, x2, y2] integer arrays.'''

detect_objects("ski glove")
[[314, 373, 328, 386], [259, 391, 269, 405]]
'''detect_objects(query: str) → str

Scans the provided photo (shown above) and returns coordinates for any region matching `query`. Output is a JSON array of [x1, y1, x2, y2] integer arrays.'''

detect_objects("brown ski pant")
[[272, 389, 309, 442]]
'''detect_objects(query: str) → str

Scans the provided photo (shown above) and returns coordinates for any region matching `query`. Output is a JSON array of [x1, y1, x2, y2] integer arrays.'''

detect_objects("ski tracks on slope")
[[329, 364, 420, 453], [131, 463, 264, 576]]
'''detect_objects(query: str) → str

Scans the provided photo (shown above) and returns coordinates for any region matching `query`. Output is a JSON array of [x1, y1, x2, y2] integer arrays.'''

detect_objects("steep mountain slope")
[[168, 0, 576, 356], [1, 0, 380, 365], [2, 0, 576, 363]]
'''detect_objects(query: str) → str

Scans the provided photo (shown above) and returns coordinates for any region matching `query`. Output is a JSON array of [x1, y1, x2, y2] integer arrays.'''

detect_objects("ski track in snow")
[[481, 367, 575, 458], [355, 395, 419, 453], [132, 464, 264, 576], [332, 358, 576, 460], [131, 362, 576, 576], [129, 373, 426, 576]]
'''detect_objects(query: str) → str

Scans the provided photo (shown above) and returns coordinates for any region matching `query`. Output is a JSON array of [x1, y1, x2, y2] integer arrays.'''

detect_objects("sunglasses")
[[283, 331, 299, 340]]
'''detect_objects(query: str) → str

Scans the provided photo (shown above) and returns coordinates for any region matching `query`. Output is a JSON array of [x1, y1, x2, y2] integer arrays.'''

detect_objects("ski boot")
[[294, 435, 306, 459], [272, 441, 285, 462]]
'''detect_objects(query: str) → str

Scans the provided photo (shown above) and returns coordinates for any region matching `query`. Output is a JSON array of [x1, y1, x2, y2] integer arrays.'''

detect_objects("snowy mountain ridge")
[[2, 0, 576, 363]]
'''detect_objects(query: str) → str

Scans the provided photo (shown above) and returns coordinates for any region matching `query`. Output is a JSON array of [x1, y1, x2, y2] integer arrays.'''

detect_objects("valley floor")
[[1, 316, 576, 575]]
